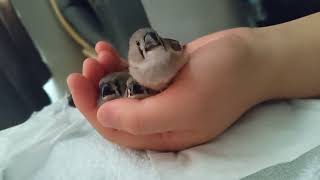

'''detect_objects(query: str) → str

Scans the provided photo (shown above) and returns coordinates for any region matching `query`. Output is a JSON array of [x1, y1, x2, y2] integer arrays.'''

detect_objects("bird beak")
[[144, 31, 163, 52]]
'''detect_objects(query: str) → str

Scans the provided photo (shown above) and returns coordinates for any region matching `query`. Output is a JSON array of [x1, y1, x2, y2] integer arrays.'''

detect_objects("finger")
[[66, 74, 197, 151], [97, 128, 169, 151], [67, 73, 98, 121], [95, 41, 124, 69], [101, 129, 203, 151], [95, 41, 114, 54], [65, 74, 164, 149], [98, 50, 128, 72], [82, 58, 106, 88], [96, 66, 199, 135], [97, 89, 193, 135], [66, 75, 205, 151]]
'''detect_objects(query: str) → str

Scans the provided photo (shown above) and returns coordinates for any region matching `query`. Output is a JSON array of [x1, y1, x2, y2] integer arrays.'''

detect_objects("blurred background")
[[0, 0, 319, 130]]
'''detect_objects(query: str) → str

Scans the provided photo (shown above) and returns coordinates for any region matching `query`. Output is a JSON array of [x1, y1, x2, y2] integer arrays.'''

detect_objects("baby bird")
[[97, 28, 188, 105], [69, 28, 188, 107], [128, 28, 187, 91], [98, 71, 130, 106]]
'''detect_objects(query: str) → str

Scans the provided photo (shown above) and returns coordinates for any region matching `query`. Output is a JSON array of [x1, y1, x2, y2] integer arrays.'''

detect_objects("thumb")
[[97, 97, 183, 135]]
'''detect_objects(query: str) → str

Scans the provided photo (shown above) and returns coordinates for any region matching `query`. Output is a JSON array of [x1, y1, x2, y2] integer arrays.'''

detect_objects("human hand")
[[67, 28, 272, 151]]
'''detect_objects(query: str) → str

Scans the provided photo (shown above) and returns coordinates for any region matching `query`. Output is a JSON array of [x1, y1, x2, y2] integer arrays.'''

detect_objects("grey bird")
[[97, 28, 188, 106], [98, 71, 130, 106], [128, 28, 187, 91]]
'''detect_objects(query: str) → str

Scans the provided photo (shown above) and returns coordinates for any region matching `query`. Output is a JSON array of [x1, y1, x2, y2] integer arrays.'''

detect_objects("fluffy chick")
[[128, 28, 188, 91]]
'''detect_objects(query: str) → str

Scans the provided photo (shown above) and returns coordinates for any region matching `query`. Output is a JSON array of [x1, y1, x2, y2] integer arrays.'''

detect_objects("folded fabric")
[[1, 99, 320, 180], [243, 145, 320, 180], [0, 100, 157, 180], [149, 100, 320, 180]]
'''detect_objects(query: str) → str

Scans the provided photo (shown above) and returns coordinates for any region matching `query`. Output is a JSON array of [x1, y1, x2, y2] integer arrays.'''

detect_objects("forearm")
[[253, 12, 320, 99]]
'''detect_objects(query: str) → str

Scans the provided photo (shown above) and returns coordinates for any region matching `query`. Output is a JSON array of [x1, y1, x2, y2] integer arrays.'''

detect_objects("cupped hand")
[[67, 28, 271, 151]]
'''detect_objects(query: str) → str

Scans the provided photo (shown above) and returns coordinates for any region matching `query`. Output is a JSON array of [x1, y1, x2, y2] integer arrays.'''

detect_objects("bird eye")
[[136, 41, 144, 59]]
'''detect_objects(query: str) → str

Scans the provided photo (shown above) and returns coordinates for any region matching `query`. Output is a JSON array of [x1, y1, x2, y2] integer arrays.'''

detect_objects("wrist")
[[247, 27, 281, 101], [211, 27, 279, 104], [250, 13, 320, 101], [230, 27, 279, 103]]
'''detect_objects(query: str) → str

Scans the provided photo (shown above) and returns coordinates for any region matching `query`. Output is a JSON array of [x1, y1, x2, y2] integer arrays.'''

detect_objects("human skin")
[[67, 13, 320, 151]]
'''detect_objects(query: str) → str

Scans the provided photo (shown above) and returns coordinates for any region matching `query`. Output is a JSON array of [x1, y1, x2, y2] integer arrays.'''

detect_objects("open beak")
[[144, 31, 163, 52]]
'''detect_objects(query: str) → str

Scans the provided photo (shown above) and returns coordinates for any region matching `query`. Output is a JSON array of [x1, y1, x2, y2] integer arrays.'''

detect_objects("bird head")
[[128, 28, 184, 67]]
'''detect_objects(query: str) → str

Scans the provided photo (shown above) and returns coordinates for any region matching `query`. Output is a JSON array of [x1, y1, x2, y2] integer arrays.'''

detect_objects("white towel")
[[149, 100, 320, 180], [0, 100, 158, 180], [1, 99, 320, 180]]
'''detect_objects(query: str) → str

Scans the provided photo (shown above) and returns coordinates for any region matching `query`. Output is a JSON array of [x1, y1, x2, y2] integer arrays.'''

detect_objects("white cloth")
[[149, 100, 320, 180], [0, 101, 158, 180], [1, 99, 320, 180]]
